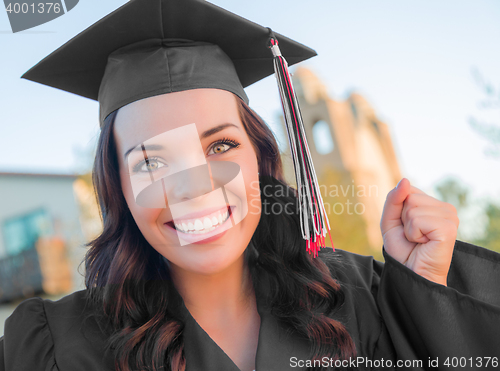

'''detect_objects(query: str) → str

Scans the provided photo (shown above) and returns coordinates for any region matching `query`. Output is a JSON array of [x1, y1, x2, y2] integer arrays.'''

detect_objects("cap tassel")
[[267, 29, 335, 257]]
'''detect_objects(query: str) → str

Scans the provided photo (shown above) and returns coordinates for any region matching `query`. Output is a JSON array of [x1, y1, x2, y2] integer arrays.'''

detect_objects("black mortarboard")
[[21, 0, 316, 125], [21, 0, 334, 256]]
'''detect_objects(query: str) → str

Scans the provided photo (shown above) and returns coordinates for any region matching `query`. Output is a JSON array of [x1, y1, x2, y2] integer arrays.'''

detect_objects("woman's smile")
[[168, 205, 232, 234], [162, 205, 236, 244]]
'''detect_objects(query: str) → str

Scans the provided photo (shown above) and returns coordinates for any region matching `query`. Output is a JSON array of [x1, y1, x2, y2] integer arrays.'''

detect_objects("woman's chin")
[[174, 245, 247, 276]]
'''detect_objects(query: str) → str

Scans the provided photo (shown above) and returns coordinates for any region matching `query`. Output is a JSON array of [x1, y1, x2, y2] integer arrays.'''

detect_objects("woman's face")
[[114, 89, 261, 276]]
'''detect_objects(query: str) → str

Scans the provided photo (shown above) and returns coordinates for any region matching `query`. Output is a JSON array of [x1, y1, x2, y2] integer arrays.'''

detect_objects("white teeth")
[[172, 207, 232, 234], [203, 217, 212, 229], [194, 219, 204, 231]]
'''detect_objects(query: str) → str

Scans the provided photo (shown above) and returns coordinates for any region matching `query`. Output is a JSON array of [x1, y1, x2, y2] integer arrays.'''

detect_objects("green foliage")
[[318, 168, 381, 261], [434, 176, 500, 254], [435, 178, 468, 209], [434, 177, 469, 241], [468, 67, 500, 159], [472, 202, 500, 253]]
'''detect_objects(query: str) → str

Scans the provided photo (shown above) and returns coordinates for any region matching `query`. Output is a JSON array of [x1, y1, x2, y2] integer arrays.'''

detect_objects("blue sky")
[[1, 0, 500, 211]]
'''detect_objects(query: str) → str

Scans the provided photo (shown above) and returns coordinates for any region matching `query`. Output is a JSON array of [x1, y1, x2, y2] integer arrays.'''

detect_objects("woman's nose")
[[163, 164, 214, 206]]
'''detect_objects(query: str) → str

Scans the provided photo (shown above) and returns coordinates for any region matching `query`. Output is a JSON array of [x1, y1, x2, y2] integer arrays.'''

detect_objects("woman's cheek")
[[249, 197, 261, 217], [120, 170, 158, 228], [124, 187, 163, 244], [135, 207, 162, 236]]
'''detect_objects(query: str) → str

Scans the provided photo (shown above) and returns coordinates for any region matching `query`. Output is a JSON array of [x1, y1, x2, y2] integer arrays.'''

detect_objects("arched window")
[[312, 120, 334, 155], [350, 101, 358, 121]]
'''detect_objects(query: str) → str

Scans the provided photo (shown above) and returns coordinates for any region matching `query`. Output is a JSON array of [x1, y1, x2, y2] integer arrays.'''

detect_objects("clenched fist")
[[380, 178, 459, 286]]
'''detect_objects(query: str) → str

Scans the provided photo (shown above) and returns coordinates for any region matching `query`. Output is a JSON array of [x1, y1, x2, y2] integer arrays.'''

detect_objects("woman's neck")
[[170, 255, 255, 322], [170, 255, 261, 371]]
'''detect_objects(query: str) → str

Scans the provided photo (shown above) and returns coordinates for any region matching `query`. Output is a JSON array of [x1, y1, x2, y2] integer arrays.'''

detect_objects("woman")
[[1, 0, 500, 370]]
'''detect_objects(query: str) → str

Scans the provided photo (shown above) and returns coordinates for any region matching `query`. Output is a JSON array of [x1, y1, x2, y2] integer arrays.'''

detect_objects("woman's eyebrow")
[[124, 123, 240, 160], [124, 144, 163, 160], [200, 123, 240, 139]]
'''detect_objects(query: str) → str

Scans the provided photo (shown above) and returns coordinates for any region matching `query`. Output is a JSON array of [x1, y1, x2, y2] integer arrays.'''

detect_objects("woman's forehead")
[[114, 89, 241, 148]]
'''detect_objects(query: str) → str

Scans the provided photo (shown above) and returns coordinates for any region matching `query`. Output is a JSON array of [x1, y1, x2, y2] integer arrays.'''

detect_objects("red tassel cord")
[[267, 30, 335, 256]]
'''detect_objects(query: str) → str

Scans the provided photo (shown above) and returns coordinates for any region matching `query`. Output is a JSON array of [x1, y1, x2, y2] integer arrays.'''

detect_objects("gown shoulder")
[[1, 295, 57, 371], [318, 240, 500, 370], [0, 289, 114, 371]]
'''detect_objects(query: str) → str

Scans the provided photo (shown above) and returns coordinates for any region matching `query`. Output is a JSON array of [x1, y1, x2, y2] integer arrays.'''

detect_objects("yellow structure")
[[35, 237, 73, 295], [280, 67, 402, 252]]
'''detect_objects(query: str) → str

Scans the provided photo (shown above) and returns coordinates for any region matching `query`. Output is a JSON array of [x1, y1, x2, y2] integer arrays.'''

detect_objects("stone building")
[[279, 67, 402, 252]]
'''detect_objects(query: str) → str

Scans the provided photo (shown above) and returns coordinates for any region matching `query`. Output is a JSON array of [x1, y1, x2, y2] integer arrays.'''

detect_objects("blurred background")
[[1, 0, 499, 335]]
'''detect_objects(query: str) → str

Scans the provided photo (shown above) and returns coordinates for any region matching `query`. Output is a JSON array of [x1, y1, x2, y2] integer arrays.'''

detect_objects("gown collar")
[[91, 264, 312, 370], [181, 266, 311, 371]]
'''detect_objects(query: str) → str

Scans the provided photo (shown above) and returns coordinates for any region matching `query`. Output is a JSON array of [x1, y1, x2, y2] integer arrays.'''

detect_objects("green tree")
[[468, 68, 500, 158], [472, 202, 500, 253], [466, 68, 500, 252], [434, 176, 500, 253], [318, 168, 378, 260], [434, 177, 469, 241]]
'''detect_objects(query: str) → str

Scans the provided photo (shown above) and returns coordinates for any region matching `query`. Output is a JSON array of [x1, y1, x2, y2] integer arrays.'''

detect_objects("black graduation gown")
[[1, 239, 499, 371]]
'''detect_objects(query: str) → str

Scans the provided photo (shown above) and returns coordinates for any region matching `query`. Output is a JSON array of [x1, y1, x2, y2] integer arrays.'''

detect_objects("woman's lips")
[[171, 206, 229, 232], [163, 205, 235, 245]]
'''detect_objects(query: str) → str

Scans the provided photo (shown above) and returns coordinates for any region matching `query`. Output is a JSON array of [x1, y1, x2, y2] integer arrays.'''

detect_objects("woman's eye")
[[209, 143, 231, 155], [134, 157, 167, 173], [208, 138, 241, 156]]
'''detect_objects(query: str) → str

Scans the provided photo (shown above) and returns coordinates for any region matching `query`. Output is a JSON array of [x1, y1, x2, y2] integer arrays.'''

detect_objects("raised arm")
[[377, 240, 500, 370]]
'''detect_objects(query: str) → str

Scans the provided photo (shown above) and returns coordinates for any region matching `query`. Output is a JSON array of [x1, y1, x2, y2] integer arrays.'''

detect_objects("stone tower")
[[279, 67, 402, 251]]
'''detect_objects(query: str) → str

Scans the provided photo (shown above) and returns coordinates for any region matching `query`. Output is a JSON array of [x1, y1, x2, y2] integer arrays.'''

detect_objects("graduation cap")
[[21, 0, 334, 256]]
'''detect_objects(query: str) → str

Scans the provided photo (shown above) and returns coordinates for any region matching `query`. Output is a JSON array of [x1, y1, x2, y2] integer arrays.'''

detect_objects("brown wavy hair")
[[83, 96, 356, 371]]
